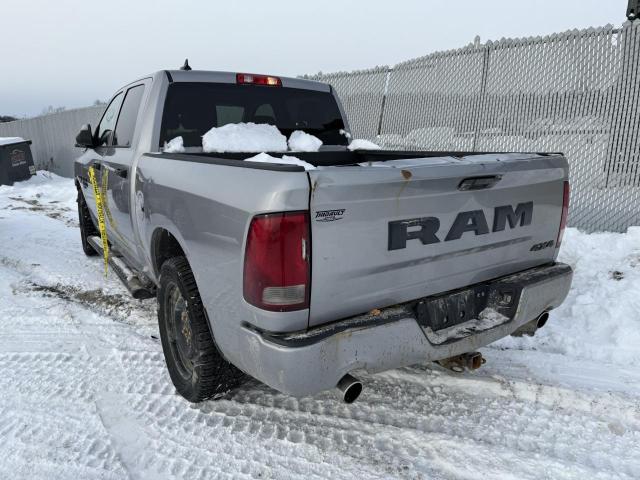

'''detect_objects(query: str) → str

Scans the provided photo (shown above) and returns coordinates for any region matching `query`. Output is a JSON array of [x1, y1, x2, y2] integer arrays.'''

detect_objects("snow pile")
[[246, 152, 315, 171], [163, 136, 185, 153], [0, 137, 26, 146], [348, 139, 382, 151], [202, 122, 287, 153], [288, 130, 322, 152], [496, 227, 640, 366]]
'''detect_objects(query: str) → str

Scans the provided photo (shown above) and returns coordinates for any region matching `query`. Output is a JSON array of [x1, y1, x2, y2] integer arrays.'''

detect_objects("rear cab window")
[[159, 83, 347, 148], [216, 105, 244, 126]]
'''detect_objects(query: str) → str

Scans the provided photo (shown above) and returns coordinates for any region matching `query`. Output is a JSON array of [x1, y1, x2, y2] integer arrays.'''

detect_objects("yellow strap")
[[88, 166, 109, 277], [101, 169, 117, 229], [100, 170, 126, 245]]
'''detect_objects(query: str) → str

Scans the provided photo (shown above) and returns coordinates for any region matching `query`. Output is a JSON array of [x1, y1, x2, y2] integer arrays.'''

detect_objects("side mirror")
[[75, 124, 95, 148]]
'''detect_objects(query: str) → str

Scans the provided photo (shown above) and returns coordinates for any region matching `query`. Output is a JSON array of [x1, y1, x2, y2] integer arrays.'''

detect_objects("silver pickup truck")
[[74, 69, 573, 403]]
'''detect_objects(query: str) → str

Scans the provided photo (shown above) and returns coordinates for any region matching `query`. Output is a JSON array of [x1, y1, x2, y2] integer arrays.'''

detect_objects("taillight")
[[556, 181, 570, 247], [243, 211, 310, 311], [236, 73, 282, 86]]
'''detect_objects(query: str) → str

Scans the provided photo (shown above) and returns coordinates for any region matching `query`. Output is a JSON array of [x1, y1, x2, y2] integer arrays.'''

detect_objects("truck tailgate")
[[307, 153, 568, 326]]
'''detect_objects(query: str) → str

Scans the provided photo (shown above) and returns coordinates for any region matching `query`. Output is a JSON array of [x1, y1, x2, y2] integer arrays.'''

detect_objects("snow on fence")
[[307, 22, 640, 233], [0, 106, 103, 178]]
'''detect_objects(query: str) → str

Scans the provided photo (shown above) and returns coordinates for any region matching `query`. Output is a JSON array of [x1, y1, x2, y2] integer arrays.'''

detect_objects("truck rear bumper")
[[239, 263, 573, 397]]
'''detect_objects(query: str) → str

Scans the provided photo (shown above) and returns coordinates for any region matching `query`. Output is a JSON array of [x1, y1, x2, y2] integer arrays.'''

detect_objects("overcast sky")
[[1, 0, 628, 117]]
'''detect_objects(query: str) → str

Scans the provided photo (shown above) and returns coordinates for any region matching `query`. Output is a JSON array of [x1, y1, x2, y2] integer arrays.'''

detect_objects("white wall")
[[0, 106, 104, 178]]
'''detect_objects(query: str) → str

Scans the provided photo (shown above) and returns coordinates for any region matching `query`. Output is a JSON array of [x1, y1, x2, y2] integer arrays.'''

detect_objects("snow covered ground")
[[0, 172, 639, 479]]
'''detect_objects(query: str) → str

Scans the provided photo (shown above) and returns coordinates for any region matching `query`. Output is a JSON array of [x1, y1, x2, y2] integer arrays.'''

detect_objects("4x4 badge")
[[530, 240, 554, 251]]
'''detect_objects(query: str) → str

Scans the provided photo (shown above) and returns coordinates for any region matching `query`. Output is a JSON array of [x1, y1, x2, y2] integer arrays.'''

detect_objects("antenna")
[[180, 59, 192, 71]]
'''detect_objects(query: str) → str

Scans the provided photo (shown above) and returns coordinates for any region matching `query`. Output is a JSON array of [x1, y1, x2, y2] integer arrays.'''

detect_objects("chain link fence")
[[304, 66, 390, 140], [3, 23, 639, 231], [308, 22, 640, 233]]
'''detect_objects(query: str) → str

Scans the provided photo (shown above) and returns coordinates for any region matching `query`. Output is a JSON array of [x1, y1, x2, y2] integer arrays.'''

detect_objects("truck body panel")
[[307, 153, 567, 326], [135, 154, 311, 335]]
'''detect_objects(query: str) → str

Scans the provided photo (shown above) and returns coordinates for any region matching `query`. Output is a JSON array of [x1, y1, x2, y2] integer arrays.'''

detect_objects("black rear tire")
[[157, 256, 245, 402], [77, 190, 98, 256]]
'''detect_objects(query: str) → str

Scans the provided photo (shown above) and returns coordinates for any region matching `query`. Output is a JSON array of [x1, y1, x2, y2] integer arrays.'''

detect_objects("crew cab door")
[[101, 83, 146, 266]]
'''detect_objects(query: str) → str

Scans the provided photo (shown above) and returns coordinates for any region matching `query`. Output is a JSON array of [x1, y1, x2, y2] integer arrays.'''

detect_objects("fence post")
[[472, 44, 491, 151], [376, 68, 392, 137]]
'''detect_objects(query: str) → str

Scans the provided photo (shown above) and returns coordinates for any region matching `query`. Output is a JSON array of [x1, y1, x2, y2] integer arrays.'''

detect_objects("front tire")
[[157, 256, 245, 402], [77, 190, 98, 256]]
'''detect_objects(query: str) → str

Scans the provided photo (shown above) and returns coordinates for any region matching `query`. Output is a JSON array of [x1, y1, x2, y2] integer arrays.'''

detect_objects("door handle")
[[458, 175, 502, 191], [103, 163, 128, 179], [113, 168, 128, 179]]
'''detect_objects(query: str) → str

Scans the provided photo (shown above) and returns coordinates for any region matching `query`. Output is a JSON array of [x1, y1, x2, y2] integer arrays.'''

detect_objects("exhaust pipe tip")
[[511, 311, 551, 337], [336, 374, 363, 403], [536, 311, 550, 329]]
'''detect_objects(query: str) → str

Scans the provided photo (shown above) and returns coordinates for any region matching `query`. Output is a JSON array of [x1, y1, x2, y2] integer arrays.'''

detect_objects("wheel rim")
[[164, 281, 195, 381]]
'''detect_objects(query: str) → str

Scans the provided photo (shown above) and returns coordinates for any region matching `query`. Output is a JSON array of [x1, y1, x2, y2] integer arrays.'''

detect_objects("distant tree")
[[0, 115, 17, 123], [93, 99, 106, 106], [40, 105, 66, 116]]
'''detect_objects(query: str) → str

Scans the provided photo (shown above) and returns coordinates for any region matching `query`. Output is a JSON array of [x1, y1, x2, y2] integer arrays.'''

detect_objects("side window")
[[96, 93, 124, 146], [113, 85, 145, 147]]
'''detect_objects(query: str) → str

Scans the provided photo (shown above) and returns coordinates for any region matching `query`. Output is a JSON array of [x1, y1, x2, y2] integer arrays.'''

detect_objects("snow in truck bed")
[[0, 172, 638, 479]]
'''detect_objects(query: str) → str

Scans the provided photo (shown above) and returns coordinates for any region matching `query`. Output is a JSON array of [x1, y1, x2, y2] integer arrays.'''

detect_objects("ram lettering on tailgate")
[[388, 202, 533, 251]]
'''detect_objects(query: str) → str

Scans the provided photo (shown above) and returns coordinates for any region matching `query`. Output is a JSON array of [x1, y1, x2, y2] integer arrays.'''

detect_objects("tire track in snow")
[[377, 365, 640, 429], [214, 384, 639, 479], [118, 393, 394, 480], [108, 385, 635, 480]]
